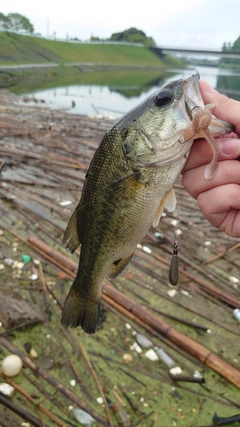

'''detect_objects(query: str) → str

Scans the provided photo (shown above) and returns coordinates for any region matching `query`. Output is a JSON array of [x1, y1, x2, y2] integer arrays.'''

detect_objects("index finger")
[[199, 80, 240, 136]]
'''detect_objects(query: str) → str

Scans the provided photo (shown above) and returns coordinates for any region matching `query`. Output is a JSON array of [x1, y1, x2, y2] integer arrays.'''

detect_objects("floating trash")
[[123, 354, 133, 364], [131, 342, 142, 354], [156, 348, 175, 368], [233, 308, 240, 322], [169, 366, 183, 376], [59, 200, 73, 206], [142, 245, 152, 254], [136, 334, 153, 349], [0, 383, 15, 397], [72, 408, 96, 426], [21, 254, 31, 263], [145, 349, 158, 361], [1, 354, 23, 377]]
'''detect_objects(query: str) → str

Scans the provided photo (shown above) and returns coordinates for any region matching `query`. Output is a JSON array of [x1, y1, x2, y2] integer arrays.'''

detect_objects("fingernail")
[[219, 138, 240, 155]]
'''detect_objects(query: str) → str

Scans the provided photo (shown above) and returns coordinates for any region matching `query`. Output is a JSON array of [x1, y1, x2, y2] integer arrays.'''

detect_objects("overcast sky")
[[1, 0, 239, 49]]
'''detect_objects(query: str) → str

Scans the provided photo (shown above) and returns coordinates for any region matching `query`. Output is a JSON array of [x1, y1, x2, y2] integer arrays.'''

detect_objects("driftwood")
[[0, 291, 44, 328]]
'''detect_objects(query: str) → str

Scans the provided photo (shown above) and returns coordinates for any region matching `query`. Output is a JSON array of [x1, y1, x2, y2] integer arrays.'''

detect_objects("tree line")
[[221, 35, 240, 68], [90, 27, 156, 47], [0, 12, 34, 34]]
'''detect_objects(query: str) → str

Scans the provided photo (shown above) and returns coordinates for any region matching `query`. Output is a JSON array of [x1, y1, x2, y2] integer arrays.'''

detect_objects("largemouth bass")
[[61, 72, 233, 333]]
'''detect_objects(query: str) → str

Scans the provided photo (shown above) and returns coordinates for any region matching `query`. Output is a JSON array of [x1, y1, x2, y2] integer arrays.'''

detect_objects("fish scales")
[[61, 73, 233, 334]]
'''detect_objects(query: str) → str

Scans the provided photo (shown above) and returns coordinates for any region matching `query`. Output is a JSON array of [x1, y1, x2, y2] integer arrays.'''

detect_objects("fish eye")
[[154, 89, 174, 107]]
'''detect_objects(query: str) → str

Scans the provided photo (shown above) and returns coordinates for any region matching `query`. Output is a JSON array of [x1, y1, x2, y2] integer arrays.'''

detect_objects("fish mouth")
[[183, 72, 233, 135], [182, 72, 203, 121]]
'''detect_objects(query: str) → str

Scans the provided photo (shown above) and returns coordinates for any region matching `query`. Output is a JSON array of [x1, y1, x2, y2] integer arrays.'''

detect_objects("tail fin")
[[61, 289, 100, 334]]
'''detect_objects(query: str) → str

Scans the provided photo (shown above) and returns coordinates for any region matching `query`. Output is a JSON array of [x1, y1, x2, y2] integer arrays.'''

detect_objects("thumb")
[[199, 81, 240, 136]]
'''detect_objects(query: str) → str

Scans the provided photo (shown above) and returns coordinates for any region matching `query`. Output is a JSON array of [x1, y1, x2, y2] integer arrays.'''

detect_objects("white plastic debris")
[[131, 342, 142, 354], [156, 348, 175, 368], [4, 258, 14, 266], [175, 228, 182, 236], [136, 334, 153, 349], [72, 408, 96, 426], [12, 261, 24, 269], [142, 245, 152, 254], [96, 397, 104, 404], [171, 219, 178, 226], [145, 349, 158, 361], [167, 289, 177, 298], [204, 241, 212, 246], [1, 354, 23, 377], [70, 379, 76, 387], [169, 366, 182, 375], [193, 370, 203, 379], [0, 383, 15, 397], [229, 276, 239, 283], [59, 200, 72, 206], [233, 308, 240, 322], [125, 323, 131, 330], [154, 232, 163, 238], [29, 273, 38, 281]]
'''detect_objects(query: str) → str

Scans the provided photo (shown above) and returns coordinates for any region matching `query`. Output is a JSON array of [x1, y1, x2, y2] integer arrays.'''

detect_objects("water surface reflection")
[[18, 65, 240, 118]]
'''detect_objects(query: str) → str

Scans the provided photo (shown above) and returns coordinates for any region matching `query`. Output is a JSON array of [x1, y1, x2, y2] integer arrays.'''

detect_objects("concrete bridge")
[[150, 46, 240, 59]]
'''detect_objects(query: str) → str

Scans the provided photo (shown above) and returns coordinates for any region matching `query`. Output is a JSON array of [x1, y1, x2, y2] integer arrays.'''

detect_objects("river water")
[[22, 65, 240, 119]]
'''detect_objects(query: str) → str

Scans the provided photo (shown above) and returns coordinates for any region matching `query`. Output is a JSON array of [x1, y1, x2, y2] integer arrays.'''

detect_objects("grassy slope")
[[0, 32, 167, 66], [0, 32, 60, 63]]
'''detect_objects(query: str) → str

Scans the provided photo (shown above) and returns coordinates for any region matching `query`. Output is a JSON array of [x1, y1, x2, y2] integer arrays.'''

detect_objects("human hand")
[[182, 80, 240, 237]]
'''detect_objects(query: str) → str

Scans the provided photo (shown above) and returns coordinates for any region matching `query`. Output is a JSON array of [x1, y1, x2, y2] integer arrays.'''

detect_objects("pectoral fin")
[[62, 209, 81, 253], [164, 188, 177, 212], [111, 171, 146, 200], [107, 253, 134, 279], [152, 189, 176, 228]]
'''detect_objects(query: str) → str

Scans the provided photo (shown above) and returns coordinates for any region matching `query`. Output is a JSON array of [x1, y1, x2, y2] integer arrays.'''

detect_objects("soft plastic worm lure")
[[192, 105, 219, 180]]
